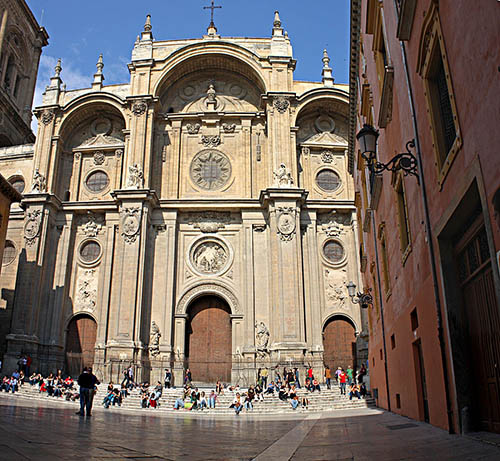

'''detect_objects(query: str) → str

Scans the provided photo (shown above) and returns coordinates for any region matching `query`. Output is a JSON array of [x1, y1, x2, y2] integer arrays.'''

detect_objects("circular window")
[[86, 171, 109, 193], [316, 169, 341, 192], [190, 150, 232, 191], [8, 177, 25, 194], [80, 240, 101, 263], [2, 241, 16, 265], [323, 240, 345, 264]]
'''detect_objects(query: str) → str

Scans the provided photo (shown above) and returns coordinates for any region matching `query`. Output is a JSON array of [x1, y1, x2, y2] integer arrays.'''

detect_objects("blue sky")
[[27, 0, 350, 111]]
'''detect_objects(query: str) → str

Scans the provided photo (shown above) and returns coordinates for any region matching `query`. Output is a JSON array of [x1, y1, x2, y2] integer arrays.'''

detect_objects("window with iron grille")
[[323, 240, 344, 264], [80, 240, 101, 263], [316, 169, 341, 192], [2, 241, 16, 265], [86, 171, 109, 193]]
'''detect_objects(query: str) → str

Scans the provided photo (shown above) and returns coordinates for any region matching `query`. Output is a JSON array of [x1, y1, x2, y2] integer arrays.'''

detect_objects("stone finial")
[[141, 14, 153, 41], [273, 11, 282, 28], [92, 54, 105, 90], [54, 58, 62, 78], [48, 58, 63, 91], [322, 49, 335, 87]]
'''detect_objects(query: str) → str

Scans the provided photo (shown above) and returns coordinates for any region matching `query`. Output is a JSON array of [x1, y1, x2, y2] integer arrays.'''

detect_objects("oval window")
[[316, 169, 341, 192], [86, 171, 109, 193], [80, 240, 101, 263], [2, 240, 16, 265], [323, 240, 345, 264]]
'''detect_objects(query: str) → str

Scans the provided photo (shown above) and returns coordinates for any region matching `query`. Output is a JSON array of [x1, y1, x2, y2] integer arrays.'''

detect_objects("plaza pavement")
[[0, 393, 500, 460]]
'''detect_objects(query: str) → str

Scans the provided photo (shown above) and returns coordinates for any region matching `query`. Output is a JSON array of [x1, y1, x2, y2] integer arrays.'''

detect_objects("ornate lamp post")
[[347, 281, 373, 309]]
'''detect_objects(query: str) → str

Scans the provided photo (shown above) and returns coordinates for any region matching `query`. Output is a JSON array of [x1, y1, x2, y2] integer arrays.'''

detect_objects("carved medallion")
[[276, 207, 296, 242], [41, 110, 54, 125], [93, 151, 105, 165], [120, 206, 142, 244], [190, 149, 231, 191], [132, 101, 147, 116], [321, 150, 334, 163], [273, 96, 290, 113], [24, 210, 42, 246], [190, 238, 229, 275]]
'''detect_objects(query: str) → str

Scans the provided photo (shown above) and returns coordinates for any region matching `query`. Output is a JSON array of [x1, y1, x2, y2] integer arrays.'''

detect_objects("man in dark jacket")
[[76, 367, 93, 416]]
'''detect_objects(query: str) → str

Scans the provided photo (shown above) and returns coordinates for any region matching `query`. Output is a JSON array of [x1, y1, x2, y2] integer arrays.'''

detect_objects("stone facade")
[[0, 0, 48, 147], [0, 13, 365, 385]]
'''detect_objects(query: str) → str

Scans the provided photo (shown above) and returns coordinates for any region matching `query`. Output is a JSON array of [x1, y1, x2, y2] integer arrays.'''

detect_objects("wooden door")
[[455, 221, 500, 432], [65, 315, 97, 377], [323, 317, 357, 373], [186, 296, 232, 383]]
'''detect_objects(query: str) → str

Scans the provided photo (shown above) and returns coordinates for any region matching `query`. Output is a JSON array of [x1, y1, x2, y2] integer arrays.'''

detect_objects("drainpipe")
[[392, 0, 454, 434], [371, 211, 391, 412]]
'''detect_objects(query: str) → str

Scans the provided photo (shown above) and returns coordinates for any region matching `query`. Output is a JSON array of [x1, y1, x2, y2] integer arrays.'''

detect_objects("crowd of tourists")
[[0, 357, 370, 416]]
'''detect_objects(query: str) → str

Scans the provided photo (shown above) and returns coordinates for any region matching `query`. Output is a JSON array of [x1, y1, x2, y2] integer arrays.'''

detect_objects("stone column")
[[260, 187, 308, 363], [173, 314, 187, 386]]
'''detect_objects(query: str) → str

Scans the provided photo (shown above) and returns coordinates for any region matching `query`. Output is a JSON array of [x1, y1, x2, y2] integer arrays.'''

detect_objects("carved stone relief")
[[176, 283, 240, 314], [273, 163, 293, 187], [185, 211, 231, 233], [201, 135, 221, 148], [126, 163, 144, 189], [222, 123, 236, 133], [120, 206, 142, 244], [276, 207, 296, 242], [191, 239, 228, 274], [186, 123, 201, 134], [24, 209, 42, 246], [79, 212, 104, 238], [190, 149, 231, 191], [132, 101, 147, 116], [325, 268, 348, 309], [321, 150, 334, 163], [41, 110, 54, 125], [273, 96, 290, 113], [149, 321, 161, 357], [76, 268, 98, 312], [30, 169, 46, 193], [93, 151, 105, 165], [255, 321, 270, 358]]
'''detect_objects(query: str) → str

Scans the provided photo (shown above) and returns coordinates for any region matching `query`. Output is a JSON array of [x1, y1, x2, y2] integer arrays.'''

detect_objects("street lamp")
[[356, 124, 419, 178], [347, 281, 373, 309]]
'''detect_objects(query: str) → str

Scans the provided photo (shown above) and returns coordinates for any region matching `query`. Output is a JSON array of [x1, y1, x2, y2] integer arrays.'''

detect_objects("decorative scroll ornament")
[[93, 151, 105, 165], [322, 221, 342, 237], [255, 321, 270, 358], [120, 206, 142, 244], [273, 96, 290, 113], [201, 135, 221, 148], [30, 169, 46, 193], [187, 211, 231, 233], [186, 123, 201, 134], [41, 110, 54, 125], [80, 212, 104, 238], [76, 269, 97, 312], [273, 163, 294, 187], [24, 210, 42, 246], [132, 101, 147, 116], [149, 321, 161, 357], [126, 163, 144, 189], [321, 150, 334, 163], [276, 206, 296, 242], [222, 123, 236, 133]]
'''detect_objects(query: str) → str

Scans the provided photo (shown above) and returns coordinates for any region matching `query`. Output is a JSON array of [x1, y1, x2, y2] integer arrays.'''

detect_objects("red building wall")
[[353, 0, 500, 433]]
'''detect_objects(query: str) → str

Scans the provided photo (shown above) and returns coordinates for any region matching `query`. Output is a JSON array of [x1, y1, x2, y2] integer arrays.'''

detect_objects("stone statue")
[[206, 83, 217, 110], [255, 321, 270, 358], [126, 163, 144, 189], [149, 321, 161, 357], [273, 163, 293, 187], [31, 169, 47, 193]]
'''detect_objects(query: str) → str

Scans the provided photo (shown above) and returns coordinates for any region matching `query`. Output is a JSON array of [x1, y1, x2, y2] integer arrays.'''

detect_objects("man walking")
[[76, 367, 93, 417], [339, 368, 347, 396], [164, 368, 172, 389], [325, 365, 331, 390]]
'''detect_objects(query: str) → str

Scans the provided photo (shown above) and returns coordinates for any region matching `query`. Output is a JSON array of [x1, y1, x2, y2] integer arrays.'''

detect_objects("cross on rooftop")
[[204, 0, 222, 26]]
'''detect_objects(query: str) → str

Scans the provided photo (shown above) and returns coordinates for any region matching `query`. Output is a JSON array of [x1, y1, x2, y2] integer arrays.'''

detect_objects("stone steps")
[[12, 384, 375, 415]]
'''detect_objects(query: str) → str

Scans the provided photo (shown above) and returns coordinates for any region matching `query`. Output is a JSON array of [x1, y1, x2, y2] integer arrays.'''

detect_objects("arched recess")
[[185, 295, 232, 383], [322, 314, 357, 373], [65, 313, 97, 377], [176, 281, 240, 316], [52, 97, 127, 201]]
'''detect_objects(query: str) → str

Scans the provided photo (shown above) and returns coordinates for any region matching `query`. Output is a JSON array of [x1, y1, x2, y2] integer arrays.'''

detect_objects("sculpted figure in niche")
[[255, 321, 270, 358], [193, 241, 227, 273], [126, 163, 144, 189], [31, 169, 46, 193], [149, 321, 161, 357], [273, 163, 293, 187], [325, 269, 347, 309]]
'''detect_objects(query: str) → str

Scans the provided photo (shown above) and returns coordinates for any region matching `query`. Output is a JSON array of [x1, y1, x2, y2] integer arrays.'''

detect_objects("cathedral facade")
[[0, 13, 366, 385]]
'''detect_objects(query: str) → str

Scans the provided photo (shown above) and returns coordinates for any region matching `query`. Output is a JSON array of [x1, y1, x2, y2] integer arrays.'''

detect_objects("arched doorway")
[[65, 314, 97, 377], [186, 295, 232, 383], [323, 316, 357, 373]]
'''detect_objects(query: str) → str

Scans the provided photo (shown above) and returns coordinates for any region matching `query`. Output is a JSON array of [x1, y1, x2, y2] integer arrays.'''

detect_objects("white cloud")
[[32, 55, 90, 131]]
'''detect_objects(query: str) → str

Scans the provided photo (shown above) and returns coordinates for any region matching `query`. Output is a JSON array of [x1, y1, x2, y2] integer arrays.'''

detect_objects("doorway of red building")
[[323, 315, 357, 375], [185, 295, 232, 384]]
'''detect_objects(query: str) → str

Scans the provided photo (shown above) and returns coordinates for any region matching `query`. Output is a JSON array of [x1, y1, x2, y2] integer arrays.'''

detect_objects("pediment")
[[301, 131, 347, 148], [76, 133, 124, 149]]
